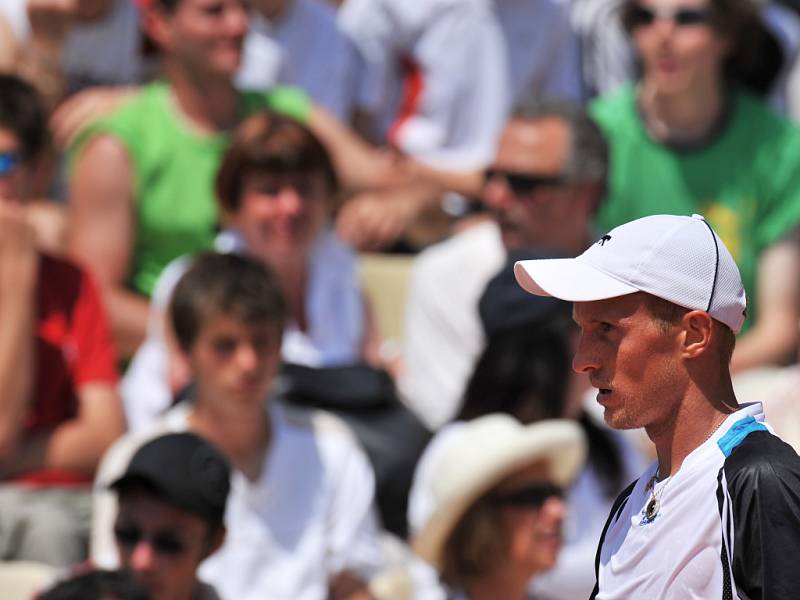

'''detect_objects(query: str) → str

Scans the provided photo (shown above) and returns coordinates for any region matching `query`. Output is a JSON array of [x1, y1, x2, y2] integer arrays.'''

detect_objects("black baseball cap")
[[110, 432, 231, 527], [479, 249, 571, 338]]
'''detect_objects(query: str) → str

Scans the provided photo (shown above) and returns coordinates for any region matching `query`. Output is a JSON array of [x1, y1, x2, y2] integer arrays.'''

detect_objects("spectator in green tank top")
[[66, 0, 424, 359], [589, 0, 800, 374]]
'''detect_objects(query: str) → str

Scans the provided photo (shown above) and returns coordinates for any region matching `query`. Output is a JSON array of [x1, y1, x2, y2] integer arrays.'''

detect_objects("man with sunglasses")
[[0, 73, 124, 567], [400, 98, 608, 431], [109, 432, 230, 600]]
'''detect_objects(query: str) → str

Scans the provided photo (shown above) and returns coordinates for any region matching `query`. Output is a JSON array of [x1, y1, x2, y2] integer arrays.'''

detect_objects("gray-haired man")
[[401, 98, 610, 431]]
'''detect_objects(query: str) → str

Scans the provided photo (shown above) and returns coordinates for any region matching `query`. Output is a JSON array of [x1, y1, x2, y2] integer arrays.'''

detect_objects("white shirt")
[[399, 220, 505, 430], [92, 402, 383, 600], [338, 0, 510, 170], [120, 229, 365, 432], [595, 403, 774, 599]]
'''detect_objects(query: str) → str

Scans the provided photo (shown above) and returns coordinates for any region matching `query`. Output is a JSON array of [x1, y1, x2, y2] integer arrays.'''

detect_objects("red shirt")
[[16, 254, 118, 485]]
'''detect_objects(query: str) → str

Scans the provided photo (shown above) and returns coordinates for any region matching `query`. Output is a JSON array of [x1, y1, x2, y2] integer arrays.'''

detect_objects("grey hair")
[[512, 97, 609, 192]]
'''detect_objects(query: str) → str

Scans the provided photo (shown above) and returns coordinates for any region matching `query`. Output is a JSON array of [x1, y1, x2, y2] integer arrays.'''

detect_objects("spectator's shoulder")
[[411, 220, 502, 281], [68, 82, 167, 162], [243, 86, 312, 123], [734, 89, 800, 144], [589, 84, 637, 130]]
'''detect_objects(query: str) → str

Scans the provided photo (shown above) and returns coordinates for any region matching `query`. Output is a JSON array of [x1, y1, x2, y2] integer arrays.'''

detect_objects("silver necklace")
[[641, 415, 728, 524]]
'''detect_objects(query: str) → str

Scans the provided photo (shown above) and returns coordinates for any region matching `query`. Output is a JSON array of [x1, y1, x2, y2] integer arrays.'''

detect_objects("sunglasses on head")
[[0, 152, 19, 176], [484, 168, 565, 197], [114, 525, 188, 556], [491, 483, 563, 509], [629, 5, 711, 28]]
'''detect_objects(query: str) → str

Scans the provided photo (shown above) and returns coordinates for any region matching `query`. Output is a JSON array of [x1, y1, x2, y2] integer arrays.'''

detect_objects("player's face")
[[483, 117, 582, 250], [116, 488, 215, 600], [631, 0, 729, 96], [228, 171, 329, 263], [187, 313, 282, 410], [572, 293, 684, 431]]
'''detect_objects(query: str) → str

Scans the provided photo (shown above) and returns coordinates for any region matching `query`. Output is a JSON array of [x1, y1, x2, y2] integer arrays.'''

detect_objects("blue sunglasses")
[[0, 152, 20, 176]]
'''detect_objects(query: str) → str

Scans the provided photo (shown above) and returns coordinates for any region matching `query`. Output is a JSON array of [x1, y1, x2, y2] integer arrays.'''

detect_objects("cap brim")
[[514, 258, 639, 301]]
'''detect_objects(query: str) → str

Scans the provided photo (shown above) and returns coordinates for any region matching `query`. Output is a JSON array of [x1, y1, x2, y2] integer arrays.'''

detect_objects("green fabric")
[[590, 85, 800, 332], [70, 81, 311, 297]]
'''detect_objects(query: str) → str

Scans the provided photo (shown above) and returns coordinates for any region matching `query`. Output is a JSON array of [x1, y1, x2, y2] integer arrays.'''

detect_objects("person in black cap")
[[109, 432, 230, 600]]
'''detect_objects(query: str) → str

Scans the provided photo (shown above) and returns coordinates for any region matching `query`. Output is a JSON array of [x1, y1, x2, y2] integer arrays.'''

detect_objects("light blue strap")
[[718, 416, 768, 457]]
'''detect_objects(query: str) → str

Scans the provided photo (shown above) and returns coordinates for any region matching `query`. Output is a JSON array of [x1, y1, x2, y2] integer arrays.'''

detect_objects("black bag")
[[276, 362, 432, 539]]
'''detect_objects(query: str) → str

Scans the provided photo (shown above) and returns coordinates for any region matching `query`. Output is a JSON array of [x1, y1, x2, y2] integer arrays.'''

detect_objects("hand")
[[50, 85, 137, 149], [26, 0, 78, 51], [328, 570, 372, 600], [0, 204, 39, 301], [336, 189, 423, 252]]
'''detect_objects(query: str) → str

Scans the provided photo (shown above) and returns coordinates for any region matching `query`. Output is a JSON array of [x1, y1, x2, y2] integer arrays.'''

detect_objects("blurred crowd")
[[2, 0, 800, 598]]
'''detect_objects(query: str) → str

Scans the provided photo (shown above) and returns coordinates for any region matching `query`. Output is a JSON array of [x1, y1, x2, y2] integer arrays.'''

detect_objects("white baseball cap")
[[514, 214, 747, 333]]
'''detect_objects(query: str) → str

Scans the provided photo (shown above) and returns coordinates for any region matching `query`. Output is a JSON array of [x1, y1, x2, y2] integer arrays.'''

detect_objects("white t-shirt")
[[593, 402, 800, 599], [120, 229, 365, 432], [399, 220, 505, 430], [92, 402, 384, 600], [338, 0, 510, 171], [236, 0, 361, 120]]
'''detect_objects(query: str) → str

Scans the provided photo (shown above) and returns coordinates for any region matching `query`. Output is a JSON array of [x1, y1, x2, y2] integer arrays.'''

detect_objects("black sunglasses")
[[485, 168, 565, 197], [114, 525, 188, 556], [629, 5, 711, 27], [491, 484, 563, 509]]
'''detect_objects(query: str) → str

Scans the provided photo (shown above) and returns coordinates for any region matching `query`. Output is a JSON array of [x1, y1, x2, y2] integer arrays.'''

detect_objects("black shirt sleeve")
[[725, 431, 800, 600]]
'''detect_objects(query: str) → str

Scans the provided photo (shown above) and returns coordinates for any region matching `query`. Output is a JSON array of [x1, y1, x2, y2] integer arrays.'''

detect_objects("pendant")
[[644, 496, 660, 521]]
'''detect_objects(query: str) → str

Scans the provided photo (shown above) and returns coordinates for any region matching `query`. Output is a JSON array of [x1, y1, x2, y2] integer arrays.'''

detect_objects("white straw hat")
[[412, 415, 586, 570], [514, 214, 747, 333]]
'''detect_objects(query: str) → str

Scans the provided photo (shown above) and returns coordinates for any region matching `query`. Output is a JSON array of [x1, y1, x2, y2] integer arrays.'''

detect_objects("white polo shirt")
[[592, 402, 800, 600]]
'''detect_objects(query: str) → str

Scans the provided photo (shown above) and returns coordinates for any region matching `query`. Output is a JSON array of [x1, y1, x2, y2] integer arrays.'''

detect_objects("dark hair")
[[459, 318, 574, 423], [644, 294, 736, 369], [512, 97, 609, 204], [0, 74, 48, 162], [440, 495, 508, 589], [216, 111, 338, 214], [620, 0, 778, 95], [169, 252, 287, 351], [38, 569, 150, 600], [458, 317, 626, 499]]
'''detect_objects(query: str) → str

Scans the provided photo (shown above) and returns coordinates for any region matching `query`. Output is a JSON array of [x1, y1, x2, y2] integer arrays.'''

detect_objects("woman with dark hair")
[[120, 111, 378, 431], [591, 0, 800, 376]]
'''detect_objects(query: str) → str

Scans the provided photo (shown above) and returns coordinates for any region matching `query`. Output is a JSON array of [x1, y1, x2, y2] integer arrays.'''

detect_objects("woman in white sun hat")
[[412, 415, 586, 600]]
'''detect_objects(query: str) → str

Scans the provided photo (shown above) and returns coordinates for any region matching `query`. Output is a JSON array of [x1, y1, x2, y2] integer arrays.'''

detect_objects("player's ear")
[[680, 310, 713, 359]]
